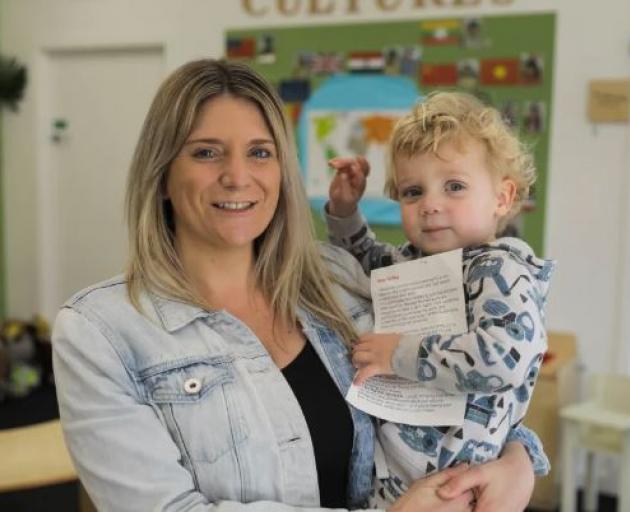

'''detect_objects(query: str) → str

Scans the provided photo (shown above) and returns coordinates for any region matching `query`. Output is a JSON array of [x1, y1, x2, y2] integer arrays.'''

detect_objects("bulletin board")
[[226, 12, 555, 255]]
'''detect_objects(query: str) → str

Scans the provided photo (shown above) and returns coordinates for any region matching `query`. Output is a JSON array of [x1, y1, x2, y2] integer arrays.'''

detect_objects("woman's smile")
[[213, 200, 257, 211]]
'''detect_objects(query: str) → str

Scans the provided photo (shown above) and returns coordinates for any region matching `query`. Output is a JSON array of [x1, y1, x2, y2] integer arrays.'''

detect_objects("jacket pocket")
[[141, 358, 249, 464]]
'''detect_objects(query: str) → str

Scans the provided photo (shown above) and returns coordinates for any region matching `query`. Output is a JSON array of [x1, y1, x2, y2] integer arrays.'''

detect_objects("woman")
[[52, 59, 546, 511]]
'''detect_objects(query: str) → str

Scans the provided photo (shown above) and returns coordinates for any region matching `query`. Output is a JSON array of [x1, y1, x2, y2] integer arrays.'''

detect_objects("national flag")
[[347, 51, 385, 74], [311, 53, 343, 74], [421, 63, 458, 86], [226, 37, 256, 59], [420, 19, 461, 46], [480, 58, 519, 85], [278, 79, 310, 103]]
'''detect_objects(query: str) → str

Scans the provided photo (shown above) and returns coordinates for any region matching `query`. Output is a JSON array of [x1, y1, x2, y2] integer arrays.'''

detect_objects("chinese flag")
[[480, 58, 519, 85], [421, 63, 458, 86]]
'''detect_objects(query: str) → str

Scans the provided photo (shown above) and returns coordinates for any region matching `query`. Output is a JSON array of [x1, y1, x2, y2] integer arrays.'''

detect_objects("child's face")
[[394, 137, 515, 255]]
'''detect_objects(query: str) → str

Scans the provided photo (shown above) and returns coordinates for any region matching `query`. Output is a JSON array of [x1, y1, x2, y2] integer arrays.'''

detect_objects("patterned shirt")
[[326, 209, 555, 503]]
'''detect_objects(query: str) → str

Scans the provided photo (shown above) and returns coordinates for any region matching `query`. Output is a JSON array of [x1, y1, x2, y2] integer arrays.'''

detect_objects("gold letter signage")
[[242, 0, 515, 16]]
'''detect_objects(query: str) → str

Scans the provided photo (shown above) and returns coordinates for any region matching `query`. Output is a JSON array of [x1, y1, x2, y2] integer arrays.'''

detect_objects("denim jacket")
[[53, 244, 547, 511]]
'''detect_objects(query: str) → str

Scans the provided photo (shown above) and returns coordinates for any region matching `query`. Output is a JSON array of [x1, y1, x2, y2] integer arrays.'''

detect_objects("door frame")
[[615, 124, 630, 374], [36, 42, 164, 320]]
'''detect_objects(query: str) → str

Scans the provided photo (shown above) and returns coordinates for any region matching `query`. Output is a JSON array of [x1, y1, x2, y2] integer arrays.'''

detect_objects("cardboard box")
[[524, 331, 578, 510]]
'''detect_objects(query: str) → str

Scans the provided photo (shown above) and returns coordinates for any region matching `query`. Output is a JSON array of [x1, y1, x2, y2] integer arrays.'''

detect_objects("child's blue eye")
[[446, 181, 466, 192], [400, 187, 423, 200]]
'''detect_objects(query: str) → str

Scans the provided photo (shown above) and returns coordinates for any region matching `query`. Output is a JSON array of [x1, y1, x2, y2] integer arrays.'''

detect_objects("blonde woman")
[[53, 60, 545, 511]]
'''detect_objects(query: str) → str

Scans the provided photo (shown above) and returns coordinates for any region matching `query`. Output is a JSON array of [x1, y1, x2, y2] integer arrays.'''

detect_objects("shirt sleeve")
[[52, 307, 379, 512], [505, 424, 551, 476], [325, 206, 412, 274], [391, 249, 547, 398]]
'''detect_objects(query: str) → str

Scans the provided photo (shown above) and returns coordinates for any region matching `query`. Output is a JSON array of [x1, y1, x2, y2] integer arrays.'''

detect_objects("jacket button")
[[184, 378, 201, 394]]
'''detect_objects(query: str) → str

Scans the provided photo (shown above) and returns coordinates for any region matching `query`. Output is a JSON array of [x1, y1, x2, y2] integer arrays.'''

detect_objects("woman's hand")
[[388, 464, 474, 512], [436, 442, 535, 512]]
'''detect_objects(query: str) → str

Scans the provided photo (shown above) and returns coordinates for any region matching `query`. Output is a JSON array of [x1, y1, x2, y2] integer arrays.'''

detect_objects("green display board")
[[227, 13, 555, 254]]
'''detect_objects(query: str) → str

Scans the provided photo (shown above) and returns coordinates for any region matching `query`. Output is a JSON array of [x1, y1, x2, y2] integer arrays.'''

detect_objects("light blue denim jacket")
[[52, 244, 547, 511]]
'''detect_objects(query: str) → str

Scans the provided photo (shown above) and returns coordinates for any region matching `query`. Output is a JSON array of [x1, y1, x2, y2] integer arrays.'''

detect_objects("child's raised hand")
[[351, 332, 401, 385], [327, 156, 370, 218]]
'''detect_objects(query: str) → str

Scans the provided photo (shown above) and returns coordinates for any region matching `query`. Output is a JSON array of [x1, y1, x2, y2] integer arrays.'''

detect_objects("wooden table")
[[0, 419, 77, 492]]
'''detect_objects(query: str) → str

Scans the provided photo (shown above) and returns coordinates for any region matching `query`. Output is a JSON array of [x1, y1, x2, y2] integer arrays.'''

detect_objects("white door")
[[43, 47, 164, 317]]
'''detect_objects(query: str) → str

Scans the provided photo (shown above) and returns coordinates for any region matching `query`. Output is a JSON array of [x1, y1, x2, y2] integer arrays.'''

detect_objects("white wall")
[[2, 0, 630, 488], [3, 1, 630, 362]]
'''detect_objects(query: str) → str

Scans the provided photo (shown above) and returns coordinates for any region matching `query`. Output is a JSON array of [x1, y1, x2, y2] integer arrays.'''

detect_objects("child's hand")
[[327, 156, 370, 218], [351, 332, 401, 385]]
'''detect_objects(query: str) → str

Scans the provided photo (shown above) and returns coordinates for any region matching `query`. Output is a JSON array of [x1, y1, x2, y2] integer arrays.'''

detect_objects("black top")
[[281, 341, 354, 508]]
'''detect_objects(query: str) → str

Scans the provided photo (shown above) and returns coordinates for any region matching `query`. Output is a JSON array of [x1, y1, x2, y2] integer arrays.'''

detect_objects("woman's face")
[[166, 95, 281, 255]]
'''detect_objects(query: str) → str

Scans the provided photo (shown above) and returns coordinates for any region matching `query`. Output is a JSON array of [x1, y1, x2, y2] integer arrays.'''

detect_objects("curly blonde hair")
[[385, 91, 536, 232]]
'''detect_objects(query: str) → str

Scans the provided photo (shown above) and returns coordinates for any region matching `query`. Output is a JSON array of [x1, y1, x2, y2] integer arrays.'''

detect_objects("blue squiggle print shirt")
[[326, 209, 555, 504]]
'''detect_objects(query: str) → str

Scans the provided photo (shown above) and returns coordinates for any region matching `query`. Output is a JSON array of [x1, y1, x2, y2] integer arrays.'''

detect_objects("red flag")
[[421, 63, 458, 86], [226, 37, 256, 59], [480, 58, 519, 85]]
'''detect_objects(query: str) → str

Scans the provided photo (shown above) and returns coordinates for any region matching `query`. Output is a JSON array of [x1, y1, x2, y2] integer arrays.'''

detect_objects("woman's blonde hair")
[[385, 91, 536, 231], [125, 59, 358, 344]]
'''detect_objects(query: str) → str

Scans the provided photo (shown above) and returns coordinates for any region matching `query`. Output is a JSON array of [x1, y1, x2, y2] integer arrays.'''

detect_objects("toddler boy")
[[325, 91, 555, 507]]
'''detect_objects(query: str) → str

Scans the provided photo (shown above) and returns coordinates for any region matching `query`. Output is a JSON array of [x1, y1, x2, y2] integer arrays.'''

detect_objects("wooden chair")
[[560, 373, 630, 512], [524, 331, 578, 509], [0, 419, 95, 511]]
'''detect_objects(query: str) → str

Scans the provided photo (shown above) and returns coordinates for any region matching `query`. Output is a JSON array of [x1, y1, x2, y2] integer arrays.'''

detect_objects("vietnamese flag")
[[480, 58, 519, 85], [421, 63, 458, 86]]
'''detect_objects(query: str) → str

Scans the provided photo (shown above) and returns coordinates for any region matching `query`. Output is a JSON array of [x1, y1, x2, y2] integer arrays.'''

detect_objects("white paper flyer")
[[346, 248, 468, 426]]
